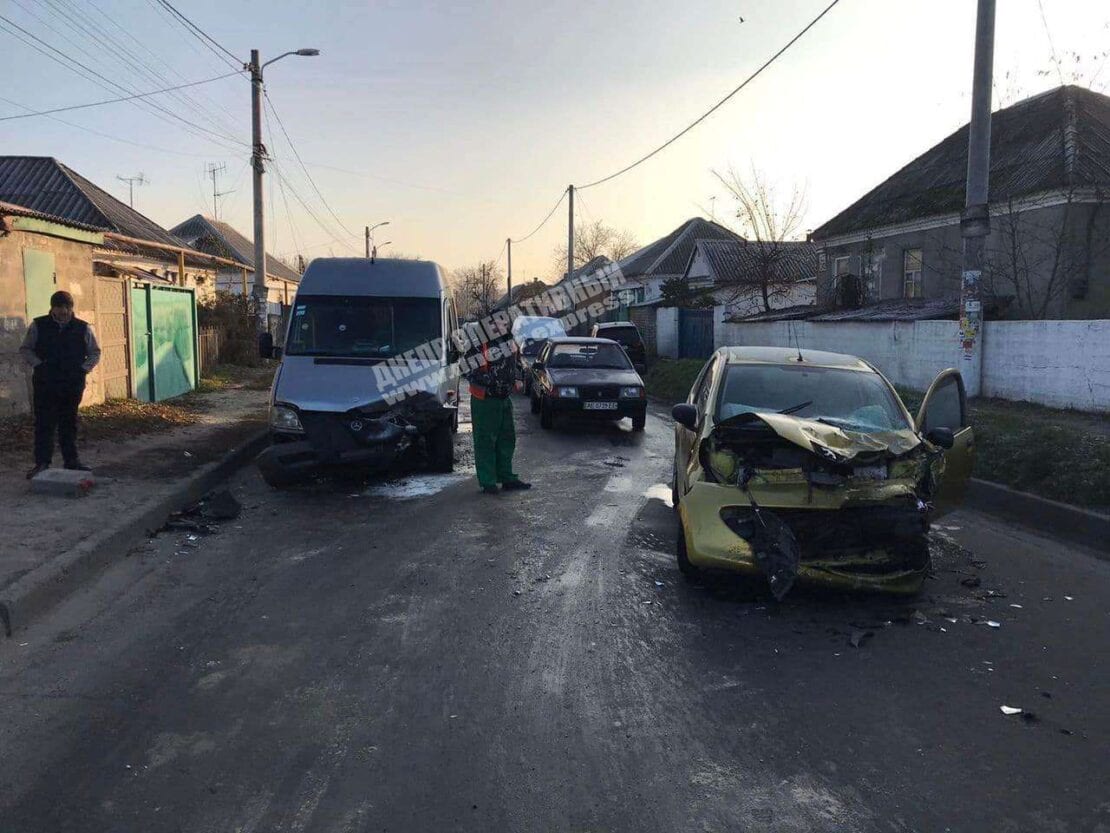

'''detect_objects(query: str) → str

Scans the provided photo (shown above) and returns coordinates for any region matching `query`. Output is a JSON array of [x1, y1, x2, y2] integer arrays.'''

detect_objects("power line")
[[269, 160, 357, 254], [52, 0, 244, 140], [511, 188, 567, 243], [577, 0, 842, 190], [153, 0, 241, 70], [0, 70, 242, 121], [1035, 0, 1066, 86], [264, 90, 358, 238], [0, 12, 247, 151]]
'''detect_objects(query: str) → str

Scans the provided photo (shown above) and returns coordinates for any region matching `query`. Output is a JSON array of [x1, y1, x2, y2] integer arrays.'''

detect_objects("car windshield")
[[514, 318, 566, 355], [547, 342, 632, 370], [716, 364, 910, 432], [286, 295, 441, 359], [599, 327, 639, 347]]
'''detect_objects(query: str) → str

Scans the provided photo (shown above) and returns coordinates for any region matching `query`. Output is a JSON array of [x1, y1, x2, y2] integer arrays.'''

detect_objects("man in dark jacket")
[[462, 322, 532, 495], [20, 290, 101, 479]]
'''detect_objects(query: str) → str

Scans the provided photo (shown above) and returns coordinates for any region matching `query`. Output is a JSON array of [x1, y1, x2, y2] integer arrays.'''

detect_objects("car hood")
[[274, 355, 445, 413], [707, 411, 922, 462], [546, 367, 643, 387]]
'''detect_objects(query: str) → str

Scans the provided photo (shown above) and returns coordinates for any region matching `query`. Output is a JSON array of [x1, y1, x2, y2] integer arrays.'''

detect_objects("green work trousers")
[[471, 394, 518, 488]]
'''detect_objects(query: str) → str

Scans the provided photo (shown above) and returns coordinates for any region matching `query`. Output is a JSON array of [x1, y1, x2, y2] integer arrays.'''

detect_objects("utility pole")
[[365, 226, 371, 258], [959, 0, 995, 396], [249, 49, 268, 330], [364, 220, 390, 259], [116, 173, 147, 208], [205, 162, 230, 219], [567, 184, 575, 280], [506, 238, 512, 306]]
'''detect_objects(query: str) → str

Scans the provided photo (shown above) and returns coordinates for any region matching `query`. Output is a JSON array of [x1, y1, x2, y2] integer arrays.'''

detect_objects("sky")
[[2, 0, 1109, 282]]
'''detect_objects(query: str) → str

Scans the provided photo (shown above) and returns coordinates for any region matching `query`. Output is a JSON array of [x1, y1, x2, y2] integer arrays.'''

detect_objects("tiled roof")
[[0, 156, 186, 248], [694, 238, 818, 285], [171, 214, 301, 282], [554, 254, 612, 286], [812, 85, 1110, 239], [617, 217, 742, 280]]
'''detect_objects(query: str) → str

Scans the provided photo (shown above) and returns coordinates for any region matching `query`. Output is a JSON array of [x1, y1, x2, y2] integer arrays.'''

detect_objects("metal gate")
[[130, 283, 198, 402], [95, 277, 131, 399], [678, 308, 714, 359]]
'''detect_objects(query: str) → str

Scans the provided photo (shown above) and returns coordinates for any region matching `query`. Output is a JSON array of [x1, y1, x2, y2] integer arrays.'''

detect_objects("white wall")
[[981, 320, 1110, 411], [657, 306, 678, 358], [712, 315, 1110, 411]]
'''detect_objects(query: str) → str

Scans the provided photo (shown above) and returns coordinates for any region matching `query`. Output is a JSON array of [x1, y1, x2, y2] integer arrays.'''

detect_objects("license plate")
[[583, 401, 618, 411], [853, 464, 888, 481]]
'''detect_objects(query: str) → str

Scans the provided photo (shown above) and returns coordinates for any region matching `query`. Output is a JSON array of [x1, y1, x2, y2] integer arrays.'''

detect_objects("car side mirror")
[[926, 427, 955, 449], [672, 403, 698, 430], [258, 331, 274, 359]]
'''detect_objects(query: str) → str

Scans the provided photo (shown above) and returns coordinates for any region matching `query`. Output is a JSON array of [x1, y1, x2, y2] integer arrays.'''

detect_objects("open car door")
[[916, 368, 975, 517]]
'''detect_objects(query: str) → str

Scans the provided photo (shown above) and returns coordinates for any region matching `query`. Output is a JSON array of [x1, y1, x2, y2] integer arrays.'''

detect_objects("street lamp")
[[365, 220, 390, 258], [371, 241, 392, 262], [249, 46, 319, 330]]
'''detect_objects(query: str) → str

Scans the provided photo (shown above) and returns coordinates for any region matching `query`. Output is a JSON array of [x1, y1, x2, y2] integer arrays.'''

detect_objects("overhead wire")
[[577, 0, 842, 190], [0, 71, 242, 121], [510, 188, 567, 243], [0, 11, 247, 152], [152, 0, 241, 71], [264, 90, 358, 239], [51, 0, 244, 140], [1035, 0, 1066, 86], [268, 160, 357, 254]]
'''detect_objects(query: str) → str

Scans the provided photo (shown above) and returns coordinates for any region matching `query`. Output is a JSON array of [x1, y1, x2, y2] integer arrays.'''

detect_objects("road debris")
[[961, 575, 982, 588], [1000, 705, 1022, 715], [849, 629, 873, 648]]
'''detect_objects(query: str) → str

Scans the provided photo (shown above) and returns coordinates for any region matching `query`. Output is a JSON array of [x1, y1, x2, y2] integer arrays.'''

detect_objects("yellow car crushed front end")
[[679, 413, 943, 597]]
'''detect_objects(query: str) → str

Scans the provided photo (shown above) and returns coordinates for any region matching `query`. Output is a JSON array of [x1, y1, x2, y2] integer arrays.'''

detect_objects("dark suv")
[[590, 322, 647, 373]]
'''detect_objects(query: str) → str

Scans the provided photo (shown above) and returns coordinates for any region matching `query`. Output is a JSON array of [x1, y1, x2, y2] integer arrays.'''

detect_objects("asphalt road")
[[1, 396, 1107, 832]]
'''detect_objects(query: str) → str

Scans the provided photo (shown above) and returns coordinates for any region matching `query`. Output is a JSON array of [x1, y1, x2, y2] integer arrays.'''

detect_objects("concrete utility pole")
[[506, 238, 512, 306], [248, 47, 319, 330], [959, 0, 995, 395], [365, 221, 389, 259], [567, 184, 575, 280]]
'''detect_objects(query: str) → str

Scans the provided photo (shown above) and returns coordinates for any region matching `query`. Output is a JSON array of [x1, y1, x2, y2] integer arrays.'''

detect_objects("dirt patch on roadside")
[[99, 417, 267, 480]]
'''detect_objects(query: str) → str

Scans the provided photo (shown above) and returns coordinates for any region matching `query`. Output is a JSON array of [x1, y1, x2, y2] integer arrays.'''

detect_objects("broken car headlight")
[[620, 386, 644, 398], [555, 386, 579, 398], [269, 404, 303, 432]]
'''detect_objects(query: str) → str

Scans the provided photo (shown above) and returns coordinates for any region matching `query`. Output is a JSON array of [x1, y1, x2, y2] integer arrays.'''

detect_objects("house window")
[[903, 249, 923, 298], [833, 256, 851, 280]]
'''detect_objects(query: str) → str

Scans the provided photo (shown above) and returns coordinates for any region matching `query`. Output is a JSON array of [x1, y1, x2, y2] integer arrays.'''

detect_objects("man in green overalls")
[[464, 326, 532, 495]]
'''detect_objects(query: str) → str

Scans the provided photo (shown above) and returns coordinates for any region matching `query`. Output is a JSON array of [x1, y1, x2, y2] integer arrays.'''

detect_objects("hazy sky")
[[2, 0, 1108, 280]]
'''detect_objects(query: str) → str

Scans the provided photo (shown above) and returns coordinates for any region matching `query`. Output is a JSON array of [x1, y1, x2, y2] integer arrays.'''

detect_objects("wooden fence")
[[199, 326, 222, 373]]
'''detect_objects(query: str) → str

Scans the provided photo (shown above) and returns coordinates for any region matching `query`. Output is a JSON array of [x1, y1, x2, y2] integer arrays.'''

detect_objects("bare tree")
[[714, 167, 813, 314], [552, 220, 639, 277], [452, 260, 504, 319]]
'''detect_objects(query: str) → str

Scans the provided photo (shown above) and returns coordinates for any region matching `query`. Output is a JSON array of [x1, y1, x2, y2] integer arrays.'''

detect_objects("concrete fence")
[[653, 305, 1110, 412]]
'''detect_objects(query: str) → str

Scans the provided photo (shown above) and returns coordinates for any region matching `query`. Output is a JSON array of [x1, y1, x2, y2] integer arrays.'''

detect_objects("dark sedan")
[[529, 337, 647, 431]]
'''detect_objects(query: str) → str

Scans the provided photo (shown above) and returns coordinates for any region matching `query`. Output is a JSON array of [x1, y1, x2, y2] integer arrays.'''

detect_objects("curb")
[[0, 429, 269, 638], [965, 478, 1110, 557]]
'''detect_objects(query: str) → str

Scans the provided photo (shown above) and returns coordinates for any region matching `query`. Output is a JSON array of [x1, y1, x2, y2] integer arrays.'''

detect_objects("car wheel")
[[671, 470, 679, 511], [540, 397, 554, 430], [530, 390, 540, 414], [631, 410, 646, 432], [427, 420, 455, 472], [450, 405, 459, 433], [676, 514, 699, 580]]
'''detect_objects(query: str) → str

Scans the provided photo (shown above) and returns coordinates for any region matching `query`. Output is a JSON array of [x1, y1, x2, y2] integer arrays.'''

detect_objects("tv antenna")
[[205, 163, 233, 220], [116, 173, 147, 208]]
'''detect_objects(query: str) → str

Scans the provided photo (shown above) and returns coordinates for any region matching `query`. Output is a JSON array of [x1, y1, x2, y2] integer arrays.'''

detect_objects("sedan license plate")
[[853, 464, 888, 481], [583, 401, 618, 411]]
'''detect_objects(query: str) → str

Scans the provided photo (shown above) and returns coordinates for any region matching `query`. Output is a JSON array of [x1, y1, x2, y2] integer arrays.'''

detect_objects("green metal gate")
[[130, 283, 198, 402]]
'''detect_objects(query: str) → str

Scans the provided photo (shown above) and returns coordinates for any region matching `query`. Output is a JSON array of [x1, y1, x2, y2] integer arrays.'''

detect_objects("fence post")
[[144, 283, 156, 402]]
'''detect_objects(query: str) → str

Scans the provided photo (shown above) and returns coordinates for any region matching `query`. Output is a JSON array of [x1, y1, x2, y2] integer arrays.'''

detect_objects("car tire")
[[427, 420, 455, 472], [631, 410, 646, 432], [530, 391, 540, 414], [676, 514, 700, 580], [671, 470, 679, 511], [450, 405, 459, 433], [540, 397, 554, 430]]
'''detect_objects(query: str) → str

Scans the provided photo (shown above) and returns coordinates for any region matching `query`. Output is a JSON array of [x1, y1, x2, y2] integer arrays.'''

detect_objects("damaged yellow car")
[[671, 347, 974, 598]]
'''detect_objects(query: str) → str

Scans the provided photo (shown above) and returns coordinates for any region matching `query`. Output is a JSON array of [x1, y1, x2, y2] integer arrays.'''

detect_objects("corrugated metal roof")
[[0, 156, 186, 248], [616, 217, 742, 279], [695, 238, 818, 285], [728, 303, 825, 322], [171, 214, 301, 282], [812, 85, 1110, 240]]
